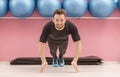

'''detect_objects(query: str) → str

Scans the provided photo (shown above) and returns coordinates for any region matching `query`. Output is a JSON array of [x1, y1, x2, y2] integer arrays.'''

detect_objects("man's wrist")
[[73, 57, 79, 62]]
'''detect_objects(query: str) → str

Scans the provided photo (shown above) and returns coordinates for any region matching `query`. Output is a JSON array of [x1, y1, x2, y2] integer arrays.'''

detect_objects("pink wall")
[[0, 9, 120, 61]]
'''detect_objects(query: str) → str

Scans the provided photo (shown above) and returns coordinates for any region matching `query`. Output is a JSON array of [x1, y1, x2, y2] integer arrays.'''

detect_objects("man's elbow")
[[75, 40, 81, 45]]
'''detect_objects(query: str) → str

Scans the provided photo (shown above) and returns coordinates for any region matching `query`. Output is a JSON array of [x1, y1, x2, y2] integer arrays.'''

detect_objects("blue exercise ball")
[[117, 0, 120, 11], [0, 0, 8, 17], [37, 0, 61, 17], [115, 0, 118, 8], [88, 0, 115, 17], [9, 0, 35, 17], [63, 0, 88, 17]]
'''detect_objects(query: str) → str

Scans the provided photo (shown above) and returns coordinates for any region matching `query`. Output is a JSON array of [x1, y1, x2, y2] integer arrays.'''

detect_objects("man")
[[39, 9, 82, 72]]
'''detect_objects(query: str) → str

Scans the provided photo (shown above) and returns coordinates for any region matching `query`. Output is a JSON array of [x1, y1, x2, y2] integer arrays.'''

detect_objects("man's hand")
[[71, 61, 79, 72], [40, 62, 48, 73]]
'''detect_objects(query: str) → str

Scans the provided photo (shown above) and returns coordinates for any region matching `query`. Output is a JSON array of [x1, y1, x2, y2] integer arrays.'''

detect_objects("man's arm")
[[39, 42, 46, 63], [73, 40, 82, 62], [71, 40, 82, 72], [39, 42, 47, 72]]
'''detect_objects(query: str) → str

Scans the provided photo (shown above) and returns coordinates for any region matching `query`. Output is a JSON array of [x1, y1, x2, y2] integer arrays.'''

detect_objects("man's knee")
[[59, 50, 66, 55]]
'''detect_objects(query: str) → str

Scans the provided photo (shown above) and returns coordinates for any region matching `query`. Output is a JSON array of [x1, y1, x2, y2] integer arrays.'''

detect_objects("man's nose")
[[57, 21, 61, 24]]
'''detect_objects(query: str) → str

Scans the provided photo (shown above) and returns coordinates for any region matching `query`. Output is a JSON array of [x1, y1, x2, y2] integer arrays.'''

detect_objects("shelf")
[[0, 17, 120, 19]]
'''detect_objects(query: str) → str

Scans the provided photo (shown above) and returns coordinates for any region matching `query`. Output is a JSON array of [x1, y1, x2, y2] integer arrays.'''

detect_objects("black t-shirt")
[[39, 20, 81, 43]]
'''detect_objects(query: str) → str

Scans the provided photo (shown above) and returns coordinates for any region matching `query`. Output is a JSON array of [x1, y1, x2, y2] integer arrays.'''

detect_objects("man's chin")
[[56, 27, 63, 30], [55, 25, 65, 30]]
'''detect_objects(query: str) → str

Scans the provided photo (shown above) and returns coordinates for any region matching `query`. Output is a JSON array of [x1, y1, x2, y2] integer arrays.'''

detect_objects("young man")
[[39, 9, 82, 72]]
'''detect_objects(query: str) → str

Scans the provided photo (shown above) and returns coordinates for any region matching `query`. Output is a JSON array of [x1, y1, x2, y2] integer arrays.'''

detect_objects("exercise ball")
[[117, 0, 120, 11], [63, 0, 87, 17], [115, 0, 118, 8], [0, 0, 8, 17], [37, 0, 61, 17], [9, 0, 35, 17], [88, 0, 115, 17]]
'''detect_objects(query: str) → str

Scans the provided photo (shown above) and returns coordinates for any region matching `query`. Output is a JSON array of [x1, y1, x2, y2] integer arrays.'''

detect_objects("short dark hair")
[[53, 9, 66, 17]]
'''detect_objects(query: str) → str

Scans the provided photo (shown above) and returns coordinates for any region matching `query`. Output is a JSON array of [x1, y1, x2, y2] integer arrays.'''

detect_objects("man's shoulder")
[[66, 20, 76, 28], [66, 20, 72, 24], [44, 21, 54, 29], [45, 21, 53, 26]]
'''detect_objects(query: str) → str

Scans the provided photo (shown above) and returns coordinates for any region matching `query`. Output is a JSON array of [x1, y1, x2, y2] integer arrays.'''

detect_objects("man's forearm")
[[73, 40, 82, 62], [39, 42, 47, 63]]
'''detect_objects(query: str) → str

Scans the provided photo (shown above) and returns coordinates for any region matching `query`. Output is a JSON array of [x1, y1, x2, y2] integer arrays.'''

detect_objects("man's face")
[[52, 14, 66, 30]]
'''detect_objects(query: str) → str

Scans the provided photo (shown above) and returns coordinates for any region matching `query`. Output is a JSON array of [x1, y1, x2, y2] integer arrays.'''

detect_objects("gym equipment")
[[88, 0, 115, 17], [10, 56, 103, 65], [37, 0, 61, 17], [0, 0, 8, 17], [115, 0, 118, 8], [9, 0, 35, 17], [63, 0, 87, 17], [117, 0, 120, 11]]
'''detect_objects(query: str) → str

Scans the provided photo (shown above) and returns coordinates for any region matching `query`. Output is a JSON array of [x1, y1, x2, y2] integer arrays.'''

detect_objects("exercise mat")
[[10, 56, 103, 65]]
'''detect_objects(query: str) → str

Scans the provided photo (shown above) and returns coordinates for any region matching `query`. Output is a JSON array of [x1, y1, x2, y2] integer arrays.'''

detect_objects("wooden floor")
[[0, 61, 120, 77]]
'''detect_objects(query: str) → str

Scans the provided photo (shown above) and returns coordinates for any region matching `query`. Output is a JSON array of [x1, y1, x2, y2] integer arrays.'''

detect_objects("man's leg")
[[58, 40, 68, 67], [48, 39, 58, 67]]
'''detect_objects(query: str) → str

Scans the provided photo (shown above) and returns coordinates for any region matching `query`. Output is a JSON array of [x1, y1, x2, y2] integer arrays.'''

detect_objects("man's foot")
[[59, 58, 65, 67], [52, 58, 59, 67]]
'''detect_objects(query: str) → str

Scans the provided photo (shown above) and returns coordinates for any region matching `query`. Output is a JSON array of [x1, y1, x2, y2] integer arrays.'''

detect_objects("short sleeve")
[[39, 22, 50, 43], [69, 22, 81, 42]]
